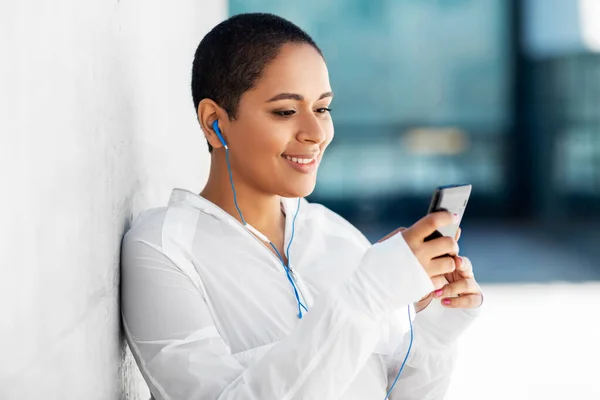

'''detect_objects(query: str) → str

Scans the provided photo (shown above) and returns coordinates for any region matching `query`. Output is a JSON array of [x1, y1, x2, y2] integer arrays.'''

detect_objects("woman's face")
[[224, 43, 334, 198]]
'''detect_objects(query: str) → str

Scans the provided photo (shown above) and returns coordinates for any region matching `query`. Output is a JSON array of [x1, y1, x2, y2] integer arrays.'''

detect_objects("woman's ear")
[[198, 99, 228, 150]]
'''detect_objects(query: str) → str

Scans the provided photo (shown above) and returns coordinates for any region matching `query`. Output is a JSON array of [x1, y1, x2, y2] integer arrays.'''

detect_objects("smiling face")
[[215, 43, 334, 198]]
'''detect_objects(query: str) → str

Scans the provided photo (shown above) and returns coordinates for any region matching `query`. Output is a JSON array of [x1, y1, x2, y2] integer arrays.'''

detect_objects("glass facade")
[[530, 54, 600, 217]]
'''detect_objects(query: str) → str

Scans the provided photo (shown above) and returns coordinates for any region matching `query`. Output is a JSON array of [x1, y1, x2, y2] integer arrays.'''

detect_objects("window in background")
[[532, 54, 600, 213], [554, 55, 600, 196], [523, 0, 600, 217]]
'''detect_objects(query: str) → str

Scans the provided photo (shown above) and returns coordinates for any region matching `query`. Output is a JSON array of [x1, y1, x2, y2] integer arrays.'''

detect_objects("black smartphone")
[[424, 184, 472, 242]]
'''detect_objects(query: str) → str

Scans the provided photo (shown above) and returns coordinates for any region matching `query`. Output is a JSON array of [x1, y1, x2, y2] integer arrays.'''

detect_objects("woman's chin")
[[278, 180, 317, 199]]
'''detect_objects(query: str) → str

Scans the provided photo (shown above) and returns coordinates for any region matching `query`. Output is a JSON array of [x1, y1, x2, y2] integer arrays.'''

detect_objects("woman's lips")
[[281, 155, 319, 173]]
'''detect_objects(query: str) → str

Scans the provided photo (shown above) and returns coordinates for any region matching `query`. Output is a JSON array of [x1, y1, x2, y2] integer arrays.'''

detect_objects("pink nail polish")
[[434, 289, 443, 297], [443, 299, 451, 305]]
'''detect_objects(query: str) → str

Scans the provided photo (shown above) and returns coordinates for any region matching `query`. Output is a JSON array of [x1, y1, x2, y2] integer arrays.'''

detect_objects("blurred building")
[[230, 0, 600, 225]]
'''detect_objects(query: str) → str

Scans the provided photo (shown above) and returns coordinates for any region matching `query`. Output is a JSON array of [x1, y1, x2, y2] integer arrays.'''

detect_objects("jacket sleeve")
[[381, 295, 483, 400], [120, 230, 434, 400]]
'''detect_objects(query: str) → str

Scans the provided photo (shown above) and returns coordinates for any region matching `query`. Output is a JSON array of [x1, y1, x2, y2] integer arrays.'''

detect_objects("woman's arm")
[[383, 298, 482, 400], [379, 255, 483, 400], [121, 230, 434, 400]]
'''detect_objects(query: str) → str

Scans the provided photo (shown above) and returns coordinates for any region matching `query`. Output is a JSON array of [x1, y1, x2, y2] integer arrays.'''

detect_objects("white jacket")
[[121, 188, 481, 400]]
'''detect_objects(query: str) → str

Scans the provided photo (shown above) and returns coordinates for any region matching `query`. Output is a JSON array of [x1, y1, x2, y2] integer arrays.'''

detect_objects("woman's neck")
[[200, 158, 285, 242]]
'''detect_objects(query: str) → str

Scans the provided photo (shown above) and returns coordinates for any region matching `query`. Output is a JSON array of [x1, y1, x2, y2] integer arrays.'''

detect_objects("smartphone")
[[424, 184, 472, 242]]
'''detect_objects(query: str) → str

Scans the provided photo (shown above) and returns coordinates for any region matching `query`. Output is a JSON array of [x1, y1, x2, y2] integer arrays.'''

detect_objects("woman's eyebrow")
[[266, 91, 334, 102]]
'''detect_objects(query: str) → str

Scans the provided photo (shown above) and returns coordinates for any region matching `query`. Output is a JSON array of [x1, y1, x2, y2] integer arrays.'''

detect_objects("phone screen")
[[425, 184, 472, 241]]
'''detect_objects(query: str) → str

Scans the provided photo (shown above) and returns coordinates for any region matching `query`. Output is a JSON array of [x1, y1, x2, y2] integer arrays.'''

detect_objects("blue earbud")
[[212, 120, 228, 149]]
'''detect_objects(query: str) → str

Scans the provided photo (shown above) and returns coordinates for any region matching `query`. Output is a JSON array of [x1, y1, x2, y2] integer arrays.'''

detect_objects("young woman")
[[121, 13, 483, 400]]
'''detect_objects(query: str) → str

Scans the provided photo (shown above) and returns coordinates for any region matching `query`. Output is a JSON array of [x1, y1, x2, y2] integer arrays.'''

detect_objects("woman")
[[121, 13, 483, 400]]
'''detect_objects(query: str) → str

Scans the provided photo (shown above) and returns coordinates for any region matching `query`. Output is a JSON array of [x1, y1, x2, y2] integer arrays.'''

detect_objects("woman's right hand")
[[378, 212, 459, 280], [378, 212, 460, 311], [401, 211, 460, 279], [378, 211, 460, 284]]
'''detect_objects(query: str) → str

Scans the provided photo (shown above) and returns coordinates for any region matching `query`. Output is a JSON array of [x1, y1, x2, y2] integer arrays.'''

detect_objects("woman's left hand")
[[434, 251, 483, 309], [415, 228, 483, 311]]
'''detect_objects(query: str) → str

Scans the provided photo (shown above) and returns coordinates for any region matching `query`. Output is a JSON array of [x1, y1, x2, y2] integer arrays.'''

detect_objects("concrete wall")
[[0, 1, 225, 398]]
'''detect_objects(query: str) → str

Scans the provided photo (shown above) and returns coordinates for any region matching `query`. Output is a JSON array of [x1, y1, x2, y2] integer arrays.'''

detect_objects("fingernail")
[[434, 289, 444, 297], [443, 299, 451, 305], [452, 213, 460, 223]]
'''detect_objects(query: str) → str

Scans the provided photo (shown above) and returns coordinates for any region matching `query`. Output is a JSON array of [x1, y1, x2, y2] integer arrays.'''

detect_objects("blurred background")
[[229, 0, 600, 398], [1, 0, 598, 399]]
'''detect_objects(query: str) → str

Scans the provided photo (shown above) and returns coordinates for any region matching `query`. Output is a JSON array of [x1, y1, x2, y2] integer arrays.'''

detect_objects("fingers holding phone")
[[401, 211, 460, 278], [379, 184, 470, 282]]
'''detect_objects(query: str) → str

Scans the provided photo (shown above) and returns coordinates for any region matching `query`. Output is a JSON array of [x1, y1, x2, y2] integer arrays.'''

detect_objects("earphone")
[[212, 119, 308, 318], [212, 120, 228, 150], [212, 119, 411, 394]]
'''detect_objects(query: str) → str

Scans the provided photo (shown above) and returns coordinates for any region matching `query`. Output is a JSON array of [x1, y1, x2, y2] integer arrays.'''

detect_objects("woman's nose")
[[297, 113, 328, 144]]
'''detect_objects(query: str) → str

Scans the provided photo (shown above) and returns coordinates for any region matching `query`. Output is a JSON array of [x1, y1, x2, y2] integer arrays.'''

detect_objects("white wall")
[[0, 1, 225, 398]]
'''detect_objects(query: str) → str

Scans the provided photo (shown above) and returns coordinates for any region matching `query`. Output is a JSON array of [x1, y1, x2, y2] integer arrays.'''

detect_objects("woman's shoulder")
[[122, 206, 170, 246]]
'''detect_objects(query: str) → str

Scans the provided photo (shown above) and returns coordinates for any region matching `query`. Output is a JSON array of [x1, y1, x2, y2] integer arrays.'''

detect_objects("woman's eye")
[[316, 107, 332, 114], [274, 110, 296, 117]]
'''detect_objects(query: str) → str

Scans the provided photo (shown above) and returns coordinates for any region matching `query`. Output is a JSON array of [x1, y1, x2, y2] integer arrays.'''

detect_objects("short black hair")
[[191, 13, 323, 152]]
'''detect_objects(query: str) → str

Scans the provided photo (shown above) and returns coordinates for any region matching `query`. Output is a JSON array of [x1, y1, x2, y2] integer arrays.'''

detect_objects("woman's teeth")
[[284, 155, 314, 164]]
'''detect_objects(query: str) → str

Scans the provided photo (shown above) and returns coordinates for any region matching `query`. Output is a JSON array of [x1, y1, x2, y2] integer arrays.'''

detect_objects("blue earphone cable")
[[282, 197, 309, 317], [270, 241, 309, 318], [384, 305, 414, 399], [285, 197, 300, 259], [225, 148, 246, 225], [224, 145, 308, 318]]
